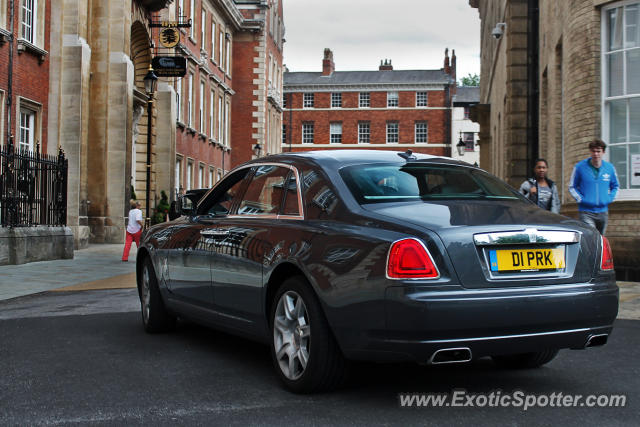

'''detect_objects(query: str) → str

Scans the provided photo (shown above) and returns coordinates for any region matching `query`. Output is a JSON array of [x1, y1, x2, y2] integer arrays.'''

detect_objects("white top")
[[127, 208, 143, 234]]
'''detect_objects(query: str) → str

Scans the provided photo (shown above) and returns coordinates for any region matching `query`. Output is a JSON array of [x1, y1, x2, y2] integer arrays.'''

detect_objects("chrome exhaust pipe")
[[584, 334, 608, 348], [430, 347, 472, 364]]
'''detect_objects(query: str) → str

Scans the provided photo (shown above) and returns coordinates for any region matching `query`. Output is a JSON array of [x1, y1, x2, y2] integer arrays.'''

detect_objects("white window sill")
[[0, 28, 11, 43], [17, 38, 48, 63]]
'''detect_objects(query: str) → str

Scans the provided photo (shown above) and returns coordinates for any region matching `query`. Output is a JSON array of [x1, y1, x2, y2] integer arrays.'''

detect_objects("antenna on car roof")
[[397, 149, 417, 161]]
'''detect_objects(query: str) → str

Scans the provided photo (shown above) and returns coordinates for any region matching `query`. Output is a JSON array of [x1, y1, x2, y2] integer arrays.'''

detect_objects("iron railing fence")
[[0, 143, 68, 227]]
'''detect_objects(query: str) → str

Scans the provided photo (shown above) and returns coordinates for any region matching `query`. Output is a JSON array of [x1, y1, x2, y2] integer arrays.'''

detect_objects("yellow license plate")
[[489, 248, 565, 271]]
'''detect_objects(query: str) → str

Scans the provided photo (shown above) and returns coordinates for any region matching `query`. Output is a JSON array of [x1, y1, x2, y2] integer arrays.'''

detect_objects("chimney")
[[451, 49, 457, 87], [444, 48, 450, 75], [322, 48, 335, 76], [379, 59, 393, 71]]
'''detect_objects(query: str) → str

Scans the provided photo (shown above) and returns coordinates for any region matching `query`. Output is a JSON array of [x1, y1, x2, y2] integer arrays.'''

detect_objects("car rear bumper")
[[339, 280, 619, 363]]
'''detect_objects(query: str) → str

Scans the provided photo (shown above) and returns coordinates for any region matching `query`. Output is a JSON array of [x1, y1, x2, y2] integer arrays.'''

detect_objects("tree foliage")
[[459, 73, 480, 87]]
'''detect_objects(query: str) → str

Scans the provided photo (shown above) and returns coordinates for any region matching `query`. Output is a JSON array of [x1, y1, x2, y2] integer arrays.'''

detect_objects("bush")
[[152, 190, 170, 224]]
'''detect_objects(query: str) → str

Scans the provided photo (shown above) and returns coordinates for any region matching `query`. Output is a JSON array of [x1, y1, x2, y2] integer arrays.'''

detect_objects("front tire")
[[140, 257, 176, 333], [492, 349, 559, 369], [270, 276, 347, 393]]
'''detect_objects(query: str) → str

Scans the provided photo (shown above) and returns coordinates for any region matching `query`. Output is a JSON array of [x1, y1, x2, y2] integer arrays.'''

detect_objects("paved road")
[[0, 289, 637, 426]]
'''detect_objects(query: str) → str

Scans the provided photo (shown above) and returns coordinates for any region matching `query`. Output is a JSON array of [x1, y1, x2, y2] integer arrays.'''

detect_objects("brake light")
[[387, 238, 439, 279], [600, 236, 614, 271]]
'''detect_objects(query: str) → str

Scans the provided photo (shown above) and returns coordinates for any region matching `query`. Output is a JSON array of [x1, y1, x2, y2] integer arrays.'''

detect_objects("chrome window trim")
[[473, 229, 580, 246], [223, 162, 305, 221]]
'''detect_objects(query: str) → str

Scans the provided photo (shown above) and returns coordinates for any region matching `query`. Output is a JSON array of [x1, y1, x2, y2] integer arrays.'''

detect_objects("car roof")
[[251, 150, 477, 169]]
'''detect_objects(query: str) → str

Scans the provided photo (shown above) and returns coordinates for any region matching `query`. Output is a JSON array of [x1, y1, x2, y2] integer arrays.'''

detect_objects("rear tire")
[[140, 257, 176, 333], [492, 349, 559, 369], [270, 276, 348, 393]]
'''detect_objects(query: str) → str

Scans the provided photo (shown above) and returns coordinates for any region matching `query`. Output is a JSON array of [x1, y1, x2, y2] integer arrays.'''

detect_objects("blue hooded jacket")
[[569, 158, 619, 213]]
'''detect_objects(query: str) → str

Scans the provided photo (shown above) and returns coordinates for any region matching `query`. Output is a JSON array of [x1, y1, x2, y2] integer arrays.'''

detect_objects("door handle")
[[201, 229, 230, 238]]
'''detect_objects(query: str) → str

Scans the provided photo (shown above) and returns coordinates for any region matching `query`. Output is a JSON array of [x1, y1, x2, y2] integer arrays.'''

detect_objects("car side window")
[[198, 168, 250, 216], [282, 172, 301, 216], [237, 165, 291, 216]]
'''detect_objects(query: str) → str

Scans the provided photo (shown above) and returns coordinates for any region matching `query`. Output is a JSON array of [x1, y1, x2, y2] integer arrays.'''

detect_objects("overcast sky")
[[282, 0, 480, 82]]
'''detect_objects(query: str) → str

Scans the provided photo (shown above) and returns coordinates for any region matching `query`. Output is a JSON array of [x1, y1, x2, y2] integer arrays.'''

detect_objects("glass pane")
[[630, 97, 640, 141], [608, 52, 624, 96], [630, 143, 640, 188], [609, 99, 627, 143], [609, 8, 623, 51], [609, 145, 628, 189], [626, 49, 640, 94], [626, 5, 640, 48], [238, 165, 289, 215]]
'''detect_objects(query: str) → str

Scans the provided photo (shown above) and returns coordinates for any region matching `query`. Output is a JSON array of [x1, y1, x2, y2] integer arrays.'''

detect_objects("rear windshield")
[[340, 163, 523, 204]]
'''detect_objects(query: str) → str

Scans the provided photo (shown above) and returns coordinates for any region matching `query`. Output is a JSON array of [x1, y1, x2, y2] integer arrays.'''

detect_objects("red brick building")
[[168, 0, 283, 195], [283, 48, 457, 155], [0, 0, 50, 152], [232, 0, 284, 165]]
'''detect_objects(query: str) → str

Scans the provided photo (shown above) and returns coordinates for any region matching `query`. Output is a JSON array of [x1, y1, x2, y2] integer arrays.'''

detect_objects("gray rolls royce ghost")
[[136, 150, 618, 393]]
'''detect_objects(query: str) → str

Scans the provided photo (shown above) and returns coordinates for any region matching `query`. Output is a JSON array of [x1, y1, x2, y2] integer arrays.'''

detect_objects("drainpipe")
[[527, 0, 540, 170], [288, 93, 292, 152], [6, 0, 15, 146]]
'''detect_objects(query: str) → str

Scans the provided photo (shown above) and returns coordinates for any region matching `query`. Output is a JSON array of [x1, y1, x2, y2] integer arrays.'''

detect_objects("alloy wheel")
[[273, 291, 310, 380], [142, 266, 151, 324]]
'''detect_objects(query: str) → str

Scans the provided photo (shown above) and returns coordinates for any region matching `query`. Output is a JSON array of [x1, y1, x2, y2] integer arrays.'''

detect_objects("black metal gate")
[[0, 143, 68, 227]]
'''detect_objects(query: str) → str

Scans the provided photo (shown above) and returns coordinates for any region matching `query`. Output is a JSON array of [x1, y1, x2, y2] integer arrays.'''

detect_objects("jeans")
[[122, 229, 143, 261], [579, 211, 608, 235]]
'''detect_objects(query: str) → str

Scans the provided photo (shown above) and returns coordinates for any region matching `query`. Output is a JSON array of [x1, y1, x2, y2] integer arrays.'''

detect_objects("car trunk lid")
[[363, 200, 597, 288]]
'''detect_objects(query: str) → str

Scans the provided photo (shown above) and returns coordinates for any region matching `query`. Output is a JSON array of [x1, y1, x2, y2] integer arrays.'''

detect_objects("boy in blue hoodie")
[[569, 139, 619, 234]]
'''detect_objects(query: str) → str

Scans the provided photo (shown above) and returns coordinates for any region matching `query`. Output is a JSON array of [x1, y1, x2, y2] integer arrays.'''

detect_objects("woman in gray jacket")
[[519, 159, 561, 213]]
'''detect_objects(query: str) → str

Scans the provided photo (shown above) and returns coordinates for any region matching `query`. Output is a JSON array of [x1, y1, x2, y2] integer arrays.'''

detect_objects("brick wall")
[[283, 89, 450, 156], [231, 33, 260, 166], [0, 0, 50, 151]]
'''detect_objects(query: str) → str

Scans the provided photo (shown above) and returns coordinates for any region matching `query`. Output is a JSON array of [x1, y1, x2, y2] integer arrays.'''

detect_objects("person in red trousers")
[[122, 200, 144, 262]]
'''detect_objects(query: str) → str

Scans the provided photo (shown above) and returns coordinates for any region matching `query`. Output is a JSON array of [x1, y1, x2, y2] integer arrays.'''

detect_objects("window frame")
[[415, 121, 428, 143], [175, 156, 183, 194], [21, 0, 36, 43], [199, 163, 304, 220], [303, 93, 314, 108], [187, 72, 194, 128], [17, 96, 41, 152], [331, 92, 342, 108], [387, 91, 399, 108], [359, 92, 370, 108], [330, 122, 342, 144], [601, 0, 640, 198], [386, 122, 399, 143], [358, 122, 370, 144], [302, 122, 314, 144], [19, 108, 35, 151], [416, 91, 428, 107]]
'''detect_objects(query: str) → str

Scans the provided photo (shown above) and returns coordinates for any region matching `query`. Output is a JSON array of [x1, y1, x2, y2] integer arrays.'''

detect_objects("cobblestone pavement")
[[0, 244, 638, 320]]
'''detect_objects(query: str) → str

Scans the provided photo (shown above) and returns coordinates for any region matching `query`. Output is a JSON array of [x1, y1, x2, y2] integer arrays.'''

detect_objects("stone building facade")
[[45, 0, 282, 248], [0, 0, 50, 152], [47, 0, 174, 248], [282, 49, 457, 156], [470, 0, 640, 280]]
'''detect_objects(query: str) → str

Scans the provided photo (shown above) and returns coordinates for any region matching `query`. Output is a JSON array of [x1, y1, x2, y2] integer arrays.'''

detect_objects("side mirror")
[[177, 194, 196, 217]]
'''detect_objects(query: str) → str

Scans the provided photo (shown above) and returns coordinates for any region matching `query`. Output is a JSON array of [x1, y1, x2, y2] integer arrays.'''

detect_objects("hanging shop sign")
[[159, 27, 180, 48], [152, 56, 187, 77]]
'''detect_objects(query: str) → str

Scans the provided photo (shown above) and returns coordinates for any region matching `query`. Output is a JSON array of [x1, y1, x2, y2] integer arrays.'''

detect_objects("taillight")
[[387, 238, 439, 279], [600, 236, 614, 271]]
